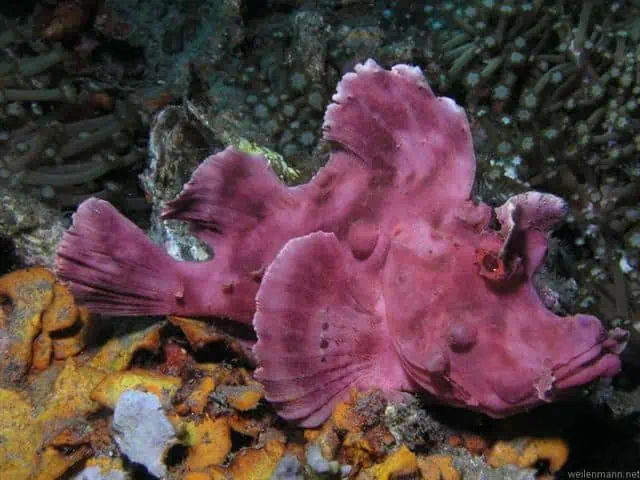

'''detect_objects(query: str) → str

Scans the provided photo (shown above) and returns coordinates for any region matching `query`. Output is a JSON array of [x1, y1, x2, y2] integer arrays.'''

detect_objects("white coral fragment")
[[112, 390, 177, 478]]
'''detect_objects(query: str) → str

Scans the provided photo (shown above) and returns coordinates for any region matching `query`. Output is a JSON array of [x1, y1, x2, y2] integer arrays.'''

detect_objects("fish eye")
[[482, 253, 499, 272], [475, 248, 512, 281]]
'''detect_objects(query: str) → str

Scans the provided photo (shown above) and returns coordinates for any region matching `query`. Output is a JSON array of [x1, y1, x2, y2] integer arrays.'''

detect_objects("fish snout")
[[551, 324, 628, 391]]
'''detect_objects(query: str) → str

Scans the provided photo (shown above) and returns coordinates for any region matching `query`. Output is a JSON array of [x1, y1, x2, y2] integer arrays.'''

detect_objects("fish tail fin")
[[55, 198, 185, 316], [253, 232, 408, 426]]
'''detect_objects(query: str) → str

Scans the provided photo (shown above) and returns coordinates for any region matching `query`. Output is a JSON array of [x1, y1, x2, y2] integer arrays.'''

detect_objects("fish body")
[[56, 60, 627, 426]]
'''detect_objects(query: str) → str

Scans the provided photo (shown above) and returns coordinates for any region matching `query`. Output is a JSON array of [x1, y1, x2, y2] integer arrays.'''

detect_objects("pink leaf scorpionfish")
[[56, 59, 628, 426]]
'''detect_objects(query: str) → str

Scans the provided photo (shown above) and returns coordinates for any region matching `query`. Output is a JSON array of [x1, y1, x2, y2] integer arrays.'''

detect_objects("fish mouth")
[[551, 327, 628, 391]]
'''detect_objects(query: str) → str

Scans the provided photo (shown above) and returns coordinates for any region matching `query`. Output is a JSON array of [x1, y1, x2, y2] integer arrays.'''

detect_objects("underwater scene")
[[0, 0, 639, 478]]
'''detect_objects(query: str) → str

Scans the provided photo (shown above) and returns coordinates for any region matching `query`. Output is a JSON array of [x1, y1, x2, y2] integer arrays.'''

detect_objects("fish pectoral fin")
[[253, 231, 405, 427]]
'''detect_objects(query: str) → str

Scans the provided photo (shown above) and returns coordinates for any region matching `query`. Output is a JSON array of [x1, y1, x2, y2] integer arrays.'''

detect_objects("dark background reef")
[[1, 0, 639, 477]]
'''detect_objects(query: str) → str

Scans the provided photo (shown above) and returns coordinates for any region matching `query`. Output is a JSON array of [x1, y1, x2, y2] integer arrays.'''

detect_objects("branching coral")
[[0, 16, 145, 210]]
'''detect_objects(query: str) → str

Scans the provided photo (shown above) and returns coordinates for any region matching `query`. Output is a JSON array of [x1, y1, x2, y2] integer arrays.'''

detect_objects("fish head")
[[383, 211, 627, 417]]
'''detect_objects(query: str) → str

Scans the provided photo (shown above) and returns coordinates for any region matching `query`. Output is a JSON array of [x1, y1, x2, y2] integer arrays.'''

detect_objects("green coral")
[[221, 132, 300, 183]]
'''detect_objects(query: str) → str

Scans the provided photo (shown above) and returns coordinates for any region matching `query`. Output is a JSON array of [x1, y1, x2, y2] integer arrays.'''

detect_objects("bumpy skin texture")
[[56, 60, 628, 427]]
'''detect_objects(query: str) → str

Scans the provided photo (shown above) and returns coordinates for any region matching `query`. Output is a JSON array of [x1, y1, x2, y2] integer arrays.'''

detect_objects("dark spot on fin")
[[251, 266, 266, 283]]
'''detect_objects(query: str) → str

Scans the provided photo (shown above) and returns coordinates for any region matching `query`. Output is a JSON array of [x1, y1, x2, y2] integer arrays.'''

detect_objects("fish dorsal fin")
[[161, 146, 293, 238], [323, 59, 476, 208]]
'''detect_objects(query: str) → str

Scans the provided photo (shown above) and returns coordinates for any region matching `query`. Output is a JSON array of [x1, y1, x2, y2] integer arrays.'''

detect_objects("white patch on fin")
[[332, 72, 358, 103], [391, 64, 430, 91], [439, 97, 464, 114], [355, 58, 383, 73]]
